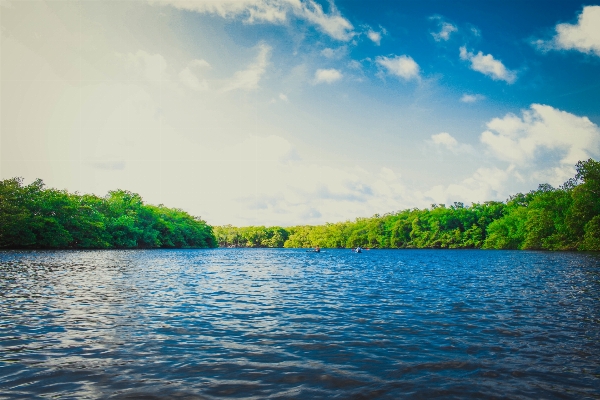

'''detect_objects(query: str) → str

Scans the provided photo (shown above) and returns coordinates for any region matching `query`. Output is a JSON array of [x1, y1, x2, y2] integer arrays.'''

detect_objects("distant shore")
[[2, 159, 599, 251]]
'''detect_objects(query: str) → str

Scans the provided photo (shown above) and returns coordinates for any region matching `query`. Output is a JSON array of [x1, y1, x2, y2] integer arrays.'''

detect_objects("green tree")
[[581, 216, 600, 250], [567, 159, 600, 248], [0, 178, 216, 249]]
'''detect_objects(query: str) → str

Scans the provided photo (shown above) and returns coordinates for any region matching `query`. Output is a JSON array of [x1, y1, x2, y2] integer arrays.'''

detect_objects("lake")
[[1, 249, 599, 399]]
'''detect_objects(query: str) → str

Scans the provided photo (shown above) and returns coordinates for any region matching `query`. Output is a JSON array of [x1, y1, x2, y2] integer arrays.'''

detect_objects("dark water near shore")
[[1, 249, 599, 399]]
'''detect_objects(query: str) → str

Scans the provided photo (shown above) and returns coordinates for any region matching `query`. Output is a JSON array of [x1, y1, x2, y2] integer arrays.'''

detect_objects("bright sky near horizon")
[[1, 0, 600, 226]]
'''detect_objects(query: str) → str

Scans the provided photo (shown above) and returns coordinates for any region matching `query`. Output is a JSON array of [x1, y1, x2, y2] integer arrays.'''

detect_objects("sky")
[[1, 0, 600, 226]]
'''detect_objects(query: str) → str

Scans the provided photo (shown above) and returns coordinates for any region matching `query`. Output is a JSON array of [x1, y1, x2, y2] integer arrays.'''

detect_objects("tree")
[[0, 178, 216, 249], [567, 159, 600, 247]]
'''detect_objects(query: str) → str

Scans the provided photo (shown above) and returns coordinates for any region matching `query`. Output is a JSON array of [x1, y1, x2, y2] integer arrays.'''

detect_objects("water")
[[1, 249, 599, 399]]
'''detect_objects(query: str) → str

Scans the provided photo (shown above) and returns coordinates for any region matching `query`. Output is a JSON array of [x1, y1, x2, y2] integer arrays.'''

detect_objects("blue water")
[[1, 249, 599, 399]]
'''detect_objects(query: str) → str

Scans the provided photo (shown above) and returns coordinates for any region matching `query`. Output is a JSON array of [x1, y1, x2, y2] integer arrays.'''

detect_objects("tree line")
[[0, 178, 216, 249], [2, 159, 598, 251], [214, 159, 600, 251]]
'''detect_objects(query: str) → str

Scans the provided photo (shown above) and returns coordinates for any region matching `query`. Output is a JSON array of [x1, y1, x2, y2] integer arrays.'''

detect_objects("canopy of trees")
[[215, 159, 600, 251], [0, 178, 216, 249], [3, 159, 599, 251]]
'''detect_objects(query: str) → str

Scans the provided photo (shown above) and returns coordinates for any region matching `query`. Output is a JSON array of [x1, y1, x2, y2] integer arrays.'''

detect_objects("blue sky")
[[1, 0, 600, 226]]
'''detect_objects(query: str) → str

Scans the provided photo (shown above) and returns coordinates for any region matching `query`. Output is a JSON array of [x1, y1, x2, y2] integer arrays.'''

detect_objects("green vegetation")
[[214, 225, 289, 248], [214, 159, 600, 251], [3, 159, 599, 251], [0, 178, 216, 249]]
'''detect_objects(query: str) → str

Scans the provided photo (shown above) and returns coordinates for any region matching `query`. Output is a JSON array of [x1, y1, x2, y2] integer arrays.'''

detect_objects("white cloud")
[[179, 59, 210, 91], [347, 60, 362, 70], [430, 132, 474, 154], [363, 25, 387, 45], [431, 20, 457, 42], [480, 104, 600, 167], [459, 46, 517, 83], [555, 6, 600, 55], [150, 0, 288, 23], [427, 105, 600, 204], [314, 68, 342, 84], [321, 46, 347, 59], [375, 55, 420, 81], [301, 0, 354, 41], [150, 0, 354, 41], [222, 44, 270, 91], [188, 59, 211, 69], [431, 132, 458, 148], [536, 6, 600, 56], [460, 94, 485, 103], [367, 29, 381, 45], [279, 93, 288, 102], [425, 166, 516, 206]]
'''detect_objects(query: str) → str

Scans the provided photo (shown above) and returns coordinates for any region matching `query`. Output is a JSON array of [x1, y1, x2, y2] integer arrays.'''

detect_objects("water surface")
[[1, 249, 599, 399]]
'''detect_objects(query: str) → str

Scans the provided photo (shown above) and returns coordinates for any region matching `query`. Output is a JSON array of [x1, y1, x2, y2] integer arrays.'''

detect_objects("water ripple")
[[1, 249, 599, 399]]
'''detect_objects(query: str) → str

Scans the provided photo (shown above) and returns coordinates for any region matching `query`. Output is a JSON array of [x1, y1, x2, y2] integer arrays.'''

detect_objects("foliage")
[[0, 178, 216, 249], [214, 225, 288, 248], [216, 160, 600, 251], [216, 201, 507, 249], [3, 159, 599, 251]]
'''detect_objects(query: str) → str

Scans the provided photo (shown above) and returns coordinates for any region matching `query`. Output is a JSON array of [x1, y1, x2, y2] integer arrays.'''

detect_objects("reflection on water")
[[1, 249, 599, 399]]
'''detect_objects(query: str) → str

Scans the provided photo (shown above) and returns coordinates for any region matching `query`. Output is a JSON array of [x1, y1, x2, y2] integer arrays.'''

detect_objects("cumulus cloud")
[[375, 55, 420, 81], [534, 6, 600, 56], [367, 29, 382, 45], [430, 17, 457, 42], [301, 0, 354, 41], [222, 44, 270, 91], [321, 46, 347, 59], [314, 68, 342, 84], [430, 132, 474, 154], [431, 132, 458, 148], [460, 94, 485, 103], [150, 0, 354, 41], [459, 46, 517, 83], [179, 59, 210, 91], [480, 104, 600, 167], [362, 25, 386, 45], [424, 166, 517, 206], [426, 105, 600, 206]]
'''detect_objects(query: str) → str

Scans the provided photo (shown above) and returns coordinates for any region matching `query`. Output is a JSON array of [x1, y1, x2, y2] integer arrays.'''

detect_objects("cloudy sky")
[[1, 0, 600, 226]]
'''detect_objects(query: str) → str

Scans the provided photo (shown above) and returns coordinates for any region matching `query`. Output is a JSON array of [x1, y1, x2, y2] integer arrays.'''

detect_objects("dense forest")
[[214, 159, 600, 251], [0, 178, 216, 249], [2, 159, 599, 251]]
